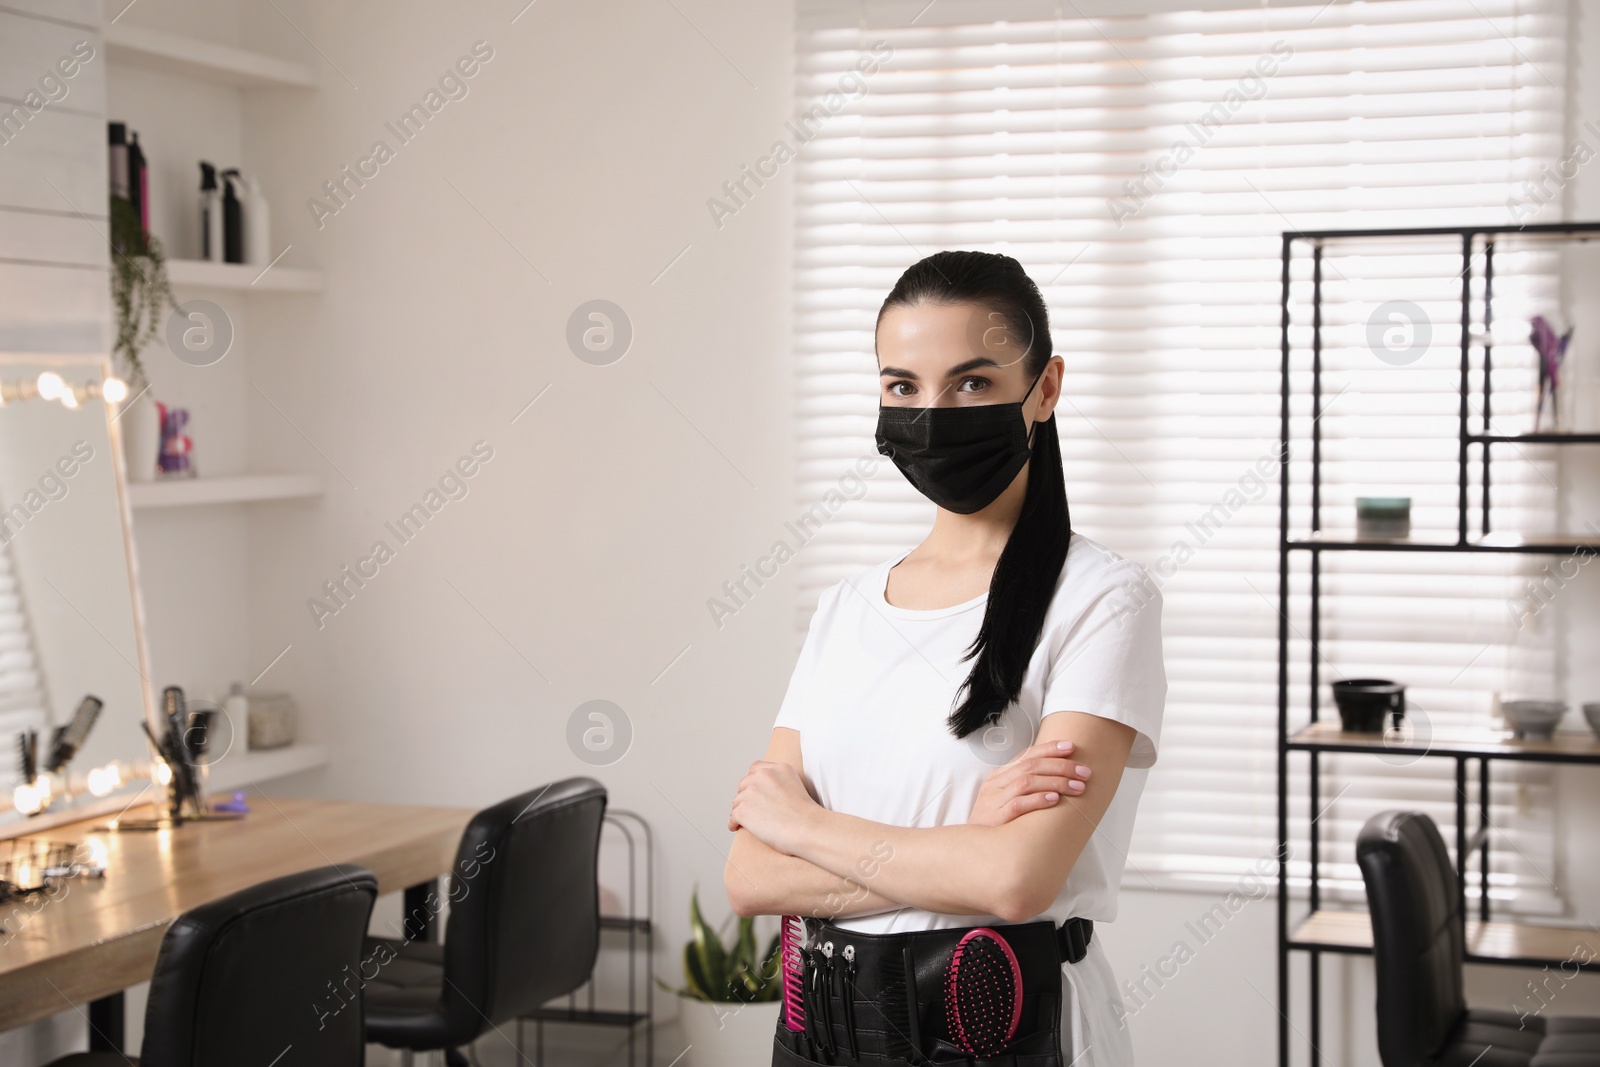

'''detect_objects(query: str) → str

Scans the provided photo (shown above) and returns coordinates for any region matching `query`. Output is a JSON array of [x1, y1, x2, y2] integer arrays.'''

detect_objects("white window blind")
[[791, 0, 1568, 909]]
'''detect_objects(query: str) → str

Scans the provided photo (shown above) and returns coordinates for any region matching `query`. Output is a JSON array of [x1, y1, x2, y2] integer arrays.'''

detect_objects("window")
[[791, 0, 1568, 908]]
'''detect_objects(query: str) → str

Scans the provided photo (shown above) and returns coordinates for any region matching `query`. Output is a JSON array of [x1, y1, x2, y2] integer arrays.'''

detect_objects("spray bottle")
[[220, 167, 243, 264], [243, 173, 272, 267], [199, 162, 223, 261]]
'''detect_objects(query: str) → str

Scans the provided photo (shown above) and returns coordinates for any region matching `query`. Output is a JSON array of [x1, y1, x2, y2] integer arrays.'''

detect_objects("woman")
[[726, 250, 1166, 1067]]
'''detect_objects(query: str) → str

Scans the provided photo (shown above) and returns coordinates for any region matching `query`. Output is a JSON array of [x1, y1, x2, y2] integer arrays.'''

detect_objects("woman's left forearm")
[[792, 806, 1026, 920], [749, 713, 1135, 923], [727, 826, 907, 920]]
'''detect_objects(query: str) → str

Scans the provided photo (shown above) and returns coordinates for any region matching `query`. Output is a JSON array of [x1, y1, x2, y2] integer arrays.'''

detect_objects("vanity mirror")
[[0, 353, 157, 834]]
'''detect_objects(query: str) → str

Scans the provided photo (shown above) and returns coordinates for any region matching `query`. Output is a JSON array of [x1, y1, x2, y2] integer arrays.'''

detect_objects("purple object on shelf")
[[156, 402, 193, 476], [1530, 314, 1573, 431], [211, 790, 249, 814]]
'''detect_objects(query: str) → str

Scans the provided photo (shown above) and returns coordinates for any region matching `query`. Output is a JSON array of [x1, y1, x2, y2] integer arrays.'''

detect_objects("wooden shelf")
[[103, 23, 315, 89], [165, 259, 324, 293], [202, 743, 328, 795], [1291, 909, 1600, 968], [1288, 530, 1600, 554], [128, 474, 323, 509], [1289, 720, 1600, 764]]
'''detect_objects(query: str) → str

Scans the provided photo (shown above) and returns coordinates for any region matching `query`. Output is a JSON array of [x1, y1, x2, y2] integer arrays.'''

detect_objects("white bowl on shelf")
[[1501, 700, 1566, 741], [1582, 702, 1600, 741]]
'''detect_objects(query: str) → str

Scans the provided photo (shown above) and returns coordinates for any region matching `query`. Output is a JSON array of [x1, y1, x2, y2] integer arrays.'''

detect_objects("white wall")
[[232, 0, 801, 1062]]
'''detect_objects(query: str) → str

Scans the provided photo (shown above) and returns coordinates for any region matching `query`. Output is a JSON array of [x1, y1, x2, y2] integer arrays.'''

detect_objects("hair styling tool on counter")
[[162, 686, 202, 814], [16, 730, 37, 785], [115, 687, 243, 831], [44, 695, 102, 774]]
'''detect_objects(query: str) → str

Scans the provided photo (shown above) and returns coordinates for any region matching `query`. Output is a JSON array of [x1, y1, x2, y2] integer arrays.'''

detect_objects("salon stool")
[[364, 777, 607, 1066], [48, 863, 378, 1067], [1357, 811, 1600, 1066]]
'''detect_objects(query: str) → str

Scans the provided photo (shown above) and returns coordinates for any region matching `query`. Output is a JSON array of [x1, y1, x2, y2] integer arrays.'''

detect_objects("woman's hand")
[[967, 739, 1091, 827], [728, 759, 821, 856]]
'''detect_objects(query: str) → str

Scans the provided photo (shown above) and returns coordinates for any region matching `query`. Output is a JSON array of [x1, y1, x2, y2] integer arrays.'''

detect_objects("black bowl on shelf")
[[1332, 678, 1406, 734]]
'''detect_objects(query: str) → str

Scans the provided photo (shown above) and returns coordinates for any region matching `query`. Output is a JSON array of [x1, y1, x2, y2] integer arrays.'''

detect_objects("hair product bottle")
[[199, 162, 223, 261], [243, 173, 271, 267], [220, 168, 243, 264], [126, 130, 148, 232], [108, 122, 129, 201]]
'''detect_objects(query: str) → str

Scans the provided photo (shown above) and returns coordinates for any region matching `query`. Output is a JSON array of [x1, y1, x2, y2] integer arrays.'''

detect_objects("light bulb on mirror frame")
[[12, 773, 52, 815], [153, 759, 173, 787], [12, 781, 42, 816], [35, 371, 64, 401], [59, 386, 80, 409], [86, 762, 123, 797], [100, 376, 129, 404]]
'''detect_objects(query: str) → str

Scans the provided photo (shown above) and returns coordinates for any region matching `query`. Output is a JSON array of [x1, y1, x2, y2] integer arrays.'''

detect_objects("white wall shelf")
[[103, 23, 316, 89], [165, 259, 325, 293], [128, 473, 324, 509], [203, 742, 329, 795]]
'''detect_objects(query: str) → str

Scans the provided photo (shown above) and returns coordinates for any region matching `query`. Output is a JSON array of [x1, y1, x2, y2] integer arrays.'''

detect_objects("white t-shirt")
[[772, 532, 1167, 1064], [773, 530, 1166, 931]]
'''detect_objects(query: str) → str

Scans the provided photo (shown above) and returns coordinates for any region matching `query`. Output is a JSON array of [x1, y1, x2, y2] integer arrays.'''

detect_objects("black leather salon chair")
[[1357, 810, 1600, 1066], [49, 863, 378, 1067], [363, 776, 608, 1066]]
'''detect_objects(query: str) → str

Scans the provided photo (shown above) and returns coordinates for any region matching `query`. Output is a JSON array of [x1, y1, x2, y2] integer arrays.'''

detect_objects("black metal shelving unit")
[[1276, 222, 1600, 1067], [517, 808, 655, 1066]]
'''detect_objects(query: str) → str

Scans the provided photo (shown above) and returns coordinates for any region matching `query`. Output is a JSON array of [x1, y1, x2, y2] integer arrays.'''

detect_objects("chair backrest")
[[437, 776, 607, 1035], [1355, 810, 1467, 1067], [141, 863, 378, 1067]]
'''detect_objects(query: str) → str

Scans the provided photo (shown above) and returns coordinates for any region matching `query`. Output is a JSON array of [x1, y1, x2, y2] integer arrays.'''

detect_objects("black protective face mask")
[[874, 364, 1046, 514]]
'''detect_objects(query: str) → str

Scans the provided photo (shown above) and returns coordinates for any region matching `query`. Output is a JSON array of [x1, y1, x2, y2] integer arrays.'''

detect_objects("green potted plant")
[[108, 194, 176, 482], [655, 887, 784, 1067]]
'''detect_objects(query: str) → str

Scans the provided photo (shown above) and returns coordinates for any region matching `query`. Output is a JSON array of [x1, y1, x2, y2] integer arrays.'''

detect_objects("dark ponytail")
[[875, 250, 1072, 741]]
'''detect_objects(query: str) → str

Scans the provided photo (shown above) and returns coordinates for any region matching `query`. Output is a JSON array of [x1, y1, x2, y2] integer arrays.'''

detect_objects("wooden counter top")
[[0, 795, 473, 1032]]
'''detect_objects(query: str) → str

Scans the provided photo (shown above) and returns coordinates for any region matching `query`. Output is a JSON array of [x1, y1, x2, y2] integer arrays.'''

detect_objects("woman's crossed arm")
[[725, 712, 1131, 922]]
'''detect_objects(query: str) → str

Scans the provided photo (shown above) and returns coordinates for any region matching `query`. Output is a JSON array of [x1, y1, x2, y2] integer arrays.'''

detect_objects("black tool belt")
[[772, 915, 1092, 1067]]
